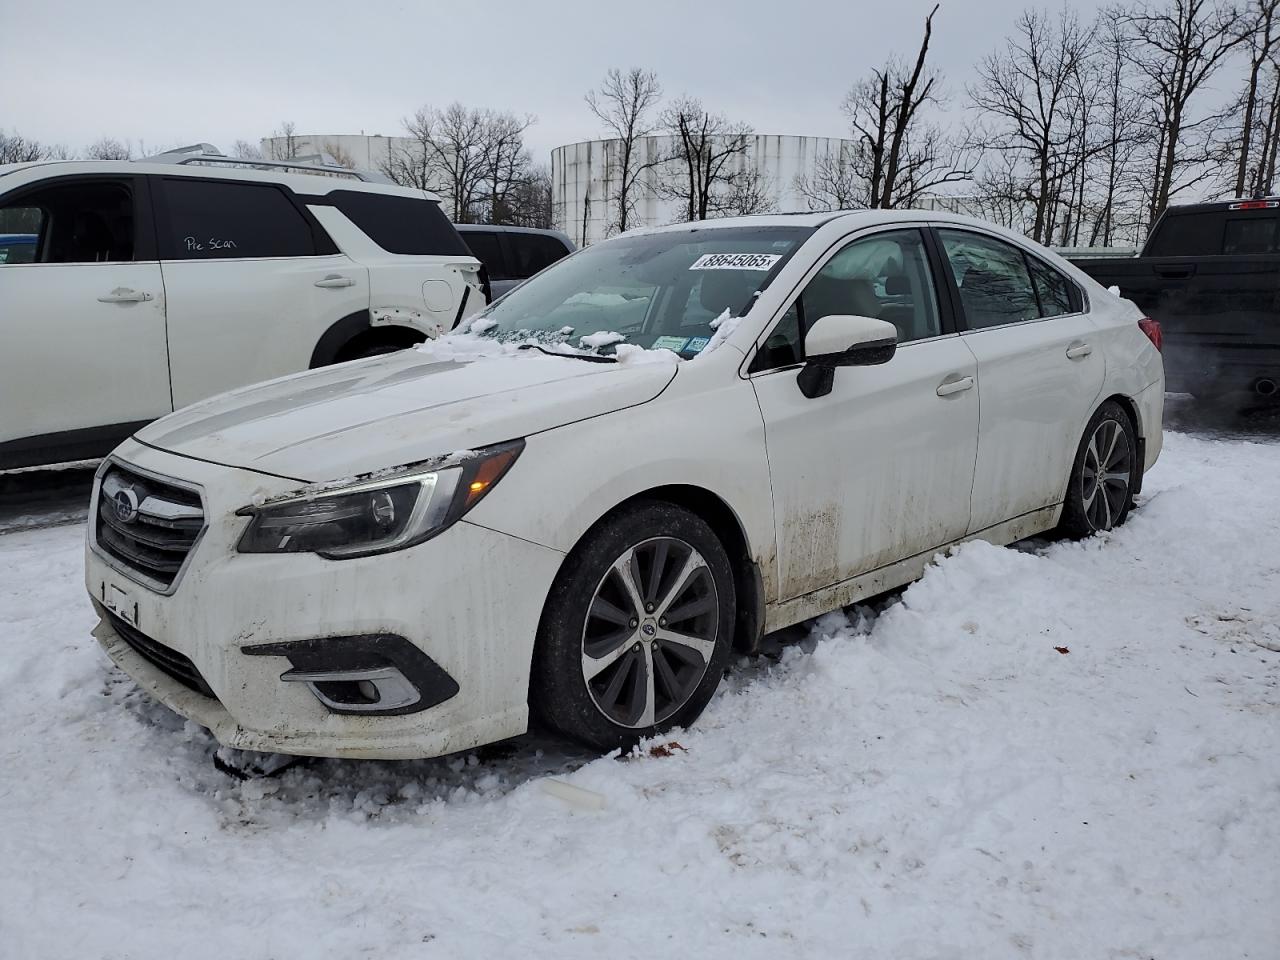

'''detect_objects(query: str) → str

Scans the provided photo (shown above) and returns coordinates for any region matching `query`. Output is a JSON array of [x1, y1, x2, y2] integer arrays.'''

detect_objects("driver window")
[[0, 180, 136, 264], [750, 229, 941, 372]]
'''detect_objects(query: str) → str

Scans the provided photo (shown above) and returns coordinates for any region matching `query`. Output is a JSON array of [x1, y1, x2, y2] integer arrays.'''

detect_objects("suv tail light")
[[1138, 317, 1163, 352]]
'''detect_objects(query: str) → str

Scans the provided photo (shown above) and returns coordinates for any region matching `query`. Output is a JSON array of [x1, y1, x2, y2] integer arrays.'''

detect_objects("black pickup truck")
[[1069, 199, 1280, 399]]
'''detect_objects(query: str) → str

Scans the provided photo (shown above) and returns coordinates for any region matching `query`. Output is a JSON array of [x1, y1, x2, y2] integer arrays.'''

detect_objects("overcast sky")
[[4, 0, 1114, 162]]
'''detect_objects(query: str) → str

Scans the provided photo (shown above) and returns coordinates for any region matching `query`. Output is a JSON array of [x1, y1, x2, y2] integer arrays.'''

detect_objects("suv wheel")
[[1058, 400, 1138, 538], [531, 501, 736, 751]]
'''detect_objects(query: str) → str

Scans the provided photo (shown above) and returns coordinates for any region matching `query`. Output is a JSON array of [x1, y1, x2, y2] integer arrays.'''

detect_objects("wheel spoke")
[[583, 633, 639, 681], [599, 646, 638, 709], [664, 591, 715, 625], [1101, 469, 1130, 486], [637, 644, 656, 727], [589, 593, 631, 628], [612, 550, 646, 620], [655, 551, 706, 618], [658, 628, 716, 665], [1101, 421, 1120, 467], [643, 540, 670, 606], [652, 644, 683, 702]]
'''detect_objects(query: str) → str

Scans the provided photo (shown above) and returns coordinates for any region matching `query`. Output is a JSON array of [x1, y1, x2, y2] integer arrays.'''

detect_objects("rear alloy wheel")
[[1059, 401, 1138, 538], [531, 502, 736, 751]]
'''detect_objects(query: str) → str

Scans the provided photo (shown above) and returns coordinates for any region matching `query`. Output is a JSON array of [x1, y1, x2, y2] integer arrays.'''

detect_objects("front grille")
[[95, 464, 203, 589], [105, 609, 217, 699]]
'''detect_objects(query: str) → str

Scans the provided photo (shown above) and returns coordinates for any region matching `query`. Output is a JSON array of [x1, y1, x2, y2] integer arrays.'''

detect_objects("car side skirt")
[[764, 504, 1062, 633]]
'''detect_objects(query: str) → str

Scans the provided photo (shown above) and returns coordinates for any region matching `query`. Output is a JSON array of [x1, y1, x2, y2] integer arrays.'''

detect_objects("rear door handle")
[[936, 375, 975, 397], [314, 275, 356, 289], [1066, 342, 1093, 360], [97, 288, 152, 303], [1155, 265, 1196, 279]]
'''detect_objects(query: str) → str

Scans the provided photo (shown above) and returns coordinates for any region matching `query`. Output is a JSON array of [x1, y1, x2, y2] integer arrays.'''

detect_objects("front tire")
[[531, 501, 736, 752], [1058, 400, 1138, 538]]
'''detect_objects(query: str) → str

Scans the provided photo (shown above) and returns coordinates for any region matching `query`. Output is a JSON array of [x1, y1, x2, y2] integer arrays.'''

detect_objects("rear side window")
[[938, 230, 1040, 329], [328, 191, 470, 256], [1223, 217, 1279, 254], [461, 231, 507, 278], [1026, 257, 1081, 316], [160, 179, 320, 259], [508, 233, 570, 278], [1146, 212, 1224, 257]]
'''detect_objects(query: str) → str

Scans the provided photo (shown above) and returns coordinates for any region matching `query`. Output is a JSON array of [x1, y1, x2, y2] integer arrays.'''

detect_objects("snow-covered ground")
[[1, 426, 1278, 959]]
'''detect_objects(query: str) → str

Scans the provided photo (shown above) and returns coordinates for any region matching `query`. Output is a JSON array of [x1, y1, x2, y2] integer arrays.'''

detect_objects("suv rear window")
[[327, 191, 470, 256], [508, 233, 570, 278], [160, 179, 324, 259]]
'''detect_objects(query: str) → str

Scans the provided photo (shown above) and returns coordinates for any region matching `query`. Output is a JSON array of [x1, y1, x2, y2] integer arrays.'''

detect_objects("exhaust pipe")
[[1254, 378, 1278, 398]]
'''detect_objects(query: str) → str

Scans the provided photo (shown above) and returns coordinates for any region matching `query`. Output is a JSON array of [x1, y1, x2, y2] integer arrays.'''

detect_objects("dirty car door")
[[749, 227, 979, 601]]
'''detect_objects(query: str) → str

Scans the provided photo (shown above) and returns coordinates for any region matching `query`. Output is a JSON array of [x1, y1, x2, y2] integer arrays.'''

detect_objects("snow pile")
[[415, 325, 677, 369], [1, 433, 1278, 958], [694, 308, 741, 359]]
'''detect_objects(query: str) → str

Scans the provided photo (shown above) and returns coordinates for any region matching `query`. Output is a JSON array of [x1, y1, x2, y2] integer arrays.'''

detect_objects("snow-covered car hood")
[[135, 346, 678, 481]]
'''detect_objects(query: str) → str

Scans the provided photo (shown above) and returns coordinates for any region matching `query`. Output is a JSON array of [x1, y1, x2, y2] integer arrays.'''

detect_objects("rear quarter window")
[[159, 179, 327, 259], [508, 233, 570, 278], [328, 191, 471, 257]]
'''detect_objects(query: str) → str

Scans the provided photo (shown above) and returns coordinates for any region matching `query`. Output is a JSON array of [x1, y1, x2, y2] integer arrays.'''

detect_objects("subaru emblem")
[[112, 487, 140, 524]]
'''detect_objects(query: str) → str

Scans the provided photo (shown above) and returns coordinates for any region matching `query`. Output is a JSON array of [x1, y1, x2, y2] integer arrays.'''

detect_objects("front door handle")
[[1066, 342, 1093, 360], [314, 275, 356, 289], [97, 288, 152, 303], [936, 375, 975, 397]]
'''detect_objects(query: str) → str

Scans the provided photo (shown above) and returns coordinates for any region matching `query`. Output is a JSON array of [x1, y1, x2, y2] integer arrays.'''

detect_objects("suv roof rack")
[[146, 143, 393, 185]]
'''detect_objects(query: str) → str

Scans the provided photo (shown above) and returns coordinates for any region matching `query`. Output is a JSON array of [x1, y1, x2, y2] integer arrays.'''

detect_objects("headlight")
[[236, 440, 523, 558]]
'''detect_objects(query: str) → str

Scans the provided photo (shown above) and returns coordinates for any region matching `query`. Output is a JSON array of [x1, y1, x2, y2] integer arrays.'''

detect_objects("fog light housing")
[[241, 634, 460, 717]]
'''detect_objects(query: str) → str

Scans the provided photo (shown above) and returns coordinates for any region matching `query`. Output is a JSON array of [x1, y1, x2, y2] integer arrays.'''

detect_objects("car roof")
[[0, 158, 442, 202], [623, 208, 1029, 237]]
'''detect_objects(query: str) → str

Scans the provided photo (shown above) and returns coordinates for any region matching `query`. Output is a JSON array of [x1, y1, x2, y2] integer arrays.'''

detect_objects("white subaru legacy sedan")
[[86, 211, 1164, 759]]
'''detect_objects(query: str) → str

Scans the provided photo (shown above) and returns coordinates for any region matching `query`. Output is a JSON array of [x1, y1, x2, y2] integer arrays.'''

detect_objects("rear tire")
[[530, 501, 736, 752], [333, 329, 426, 363], [1058, 400, 1139, 538]]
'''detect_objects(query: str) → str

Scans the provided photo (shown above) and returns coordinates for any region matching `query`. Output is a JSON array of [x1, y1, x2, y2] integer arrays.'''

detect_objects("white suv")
[[0, 147, 486, 470], [85, 211, 1164, 760]]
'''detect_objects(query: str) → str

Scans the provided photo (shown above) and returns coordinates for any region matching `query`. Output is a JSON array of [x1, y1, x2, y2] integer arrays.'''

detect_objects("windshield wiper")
[[517, 343, 618, 363]]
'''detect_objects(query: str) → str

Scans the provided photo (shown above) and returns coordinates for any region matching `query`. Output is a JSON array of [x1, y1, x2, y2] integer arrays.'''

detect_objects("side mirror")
[[796, 314, 898, 399]]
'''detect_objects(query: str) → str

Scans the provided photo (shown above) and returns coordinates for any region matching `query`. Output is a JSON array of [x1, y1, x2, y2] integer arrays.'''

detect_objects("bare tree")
[[969, 9, 1099, 243], [85, 137, 132, 160], [505, 165, 554, 229], [721, 167, 777, 216], [1121, 0, 1246, 222], [586, 68, 663, 233], [658, 97, 752, 221], [266, 121, 304, 160], [0, 130, 53, 163], [380, 104, 535, 224], [232, 139, 264, 160], [479, 111, 535, 224], [842, 4, 970, 207], [1086, 21, 1150, 246], [794, 142, 871, 210], [1231, 0, 1280, 194], [320, 139, 358, 169]]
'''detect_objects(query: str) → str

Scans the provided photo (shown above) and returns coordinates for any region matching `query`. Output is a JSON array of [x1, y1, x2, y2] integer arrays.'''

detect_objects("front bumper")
[[86, 440, 565, 759]]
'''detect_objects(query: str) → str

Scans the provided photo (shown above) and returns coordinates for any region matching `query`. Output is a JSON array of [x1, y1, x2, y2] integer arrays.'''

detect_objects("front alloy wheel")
[[531, 501, 736, 751], [582, 538, 719, 728]]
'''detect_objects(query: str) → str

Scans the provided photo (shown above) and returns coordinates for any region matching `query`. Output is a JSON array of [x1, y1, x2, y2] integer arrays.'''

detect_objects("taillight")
[[1138, 317, 1163, 352]]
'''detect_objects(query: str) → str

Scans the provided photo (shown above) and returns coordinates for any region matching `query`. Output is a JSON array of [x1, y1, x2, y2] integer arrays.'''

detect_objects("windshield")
[[473, 225, 814, 358]]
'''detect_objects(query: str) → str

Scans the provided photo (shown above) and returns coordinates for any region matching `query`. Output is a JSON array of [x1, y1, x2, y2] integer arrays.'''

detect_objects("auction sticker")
[[689, 253, 781, 271]]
